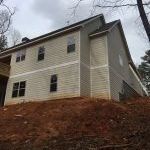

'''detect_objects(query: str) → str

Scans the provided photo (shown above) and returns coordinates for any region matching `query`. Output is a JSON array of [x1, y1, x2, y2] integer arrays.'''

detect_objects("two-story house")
[[0, 14, 146, 106]]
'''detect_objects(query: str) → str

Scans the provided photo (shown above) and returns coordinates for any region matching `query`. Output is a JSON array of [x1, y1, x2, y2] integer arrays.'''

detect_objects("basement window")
[[38, 46, 45, 61], [12, 81, 26, 98], [16, 50, 26, 62], [67, 36, 75, 53], [50, 74, 58, 92]]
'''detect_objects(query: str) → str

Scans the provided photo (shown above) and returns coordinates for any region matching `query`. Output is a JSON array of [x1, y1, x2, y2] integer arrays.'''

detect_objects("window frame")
[[12, 81, 26, 98], [16, 50, 26, 63], [119, 54, 123, 66], [50, 74, 58, 92], [38, 46, 45, 61], [67, 36, 76, 53]]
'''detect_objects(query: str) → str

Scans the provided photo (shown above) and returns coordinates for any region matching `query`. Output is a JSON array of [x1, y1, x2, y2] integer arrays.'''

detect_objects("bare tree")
[[0, 0, 15, 35], [73, 0, 150, 42], [10, 28, 21, 46], [0, 0, 15, 50], [0, 34, 7, 50]]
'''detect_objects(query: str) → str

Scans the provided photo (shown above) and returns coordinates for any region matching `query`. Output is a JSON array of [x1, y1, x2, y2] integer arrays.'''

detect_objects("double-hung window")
[[38, 46, 45, 61], [16, 50, 26, 62], [12, 81, 26, 98], [67, 36, 75, 53], [50, 75, 58, 92]]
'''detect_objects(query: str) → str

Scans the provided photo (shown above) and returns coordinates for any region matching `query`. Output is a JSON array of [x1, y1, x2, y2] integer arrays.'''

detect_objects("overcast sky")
[[5, 0, 150, 64]]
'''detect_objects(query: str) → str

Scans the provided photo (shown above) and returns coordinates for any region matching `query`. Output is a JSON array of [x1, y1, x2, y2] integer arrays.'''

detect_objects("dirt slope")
[[0, 97, 150, 150]]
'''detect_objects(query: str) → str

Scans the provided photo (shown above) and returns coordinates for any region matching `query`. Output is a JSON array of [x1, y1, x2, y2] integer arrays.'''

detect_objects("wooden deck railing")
[[0, 62, 10, 77]]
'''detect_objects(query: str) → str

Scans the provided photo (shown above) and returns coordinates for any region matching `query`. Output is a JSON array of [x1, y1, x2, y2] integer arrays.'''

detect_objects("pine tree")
[[138, 50, 150, 95]]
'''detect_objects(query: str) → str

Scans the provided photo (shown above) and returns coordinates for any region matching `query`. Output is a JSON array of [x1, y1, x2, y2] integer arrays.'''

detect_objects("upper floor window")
[[12, 81, 26, 98], [119, 54, 123, 66], [38, 46, 45, 61], [50, 74, 58, 92], [67, 36, 75, 53], [16, 50, 26, 62]]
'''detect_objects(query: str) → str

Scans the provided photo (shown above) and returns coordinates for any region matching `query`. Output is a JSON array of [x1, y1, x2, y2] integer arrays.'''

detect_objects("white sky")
[[5, 0, 150, 64]]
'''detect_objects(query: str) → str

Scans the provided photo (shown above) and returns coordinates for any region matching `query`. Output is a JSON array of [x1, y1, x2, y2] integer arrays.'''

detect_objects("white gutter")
[[1, 15, 102, 57], [129, 64, 149, 96]]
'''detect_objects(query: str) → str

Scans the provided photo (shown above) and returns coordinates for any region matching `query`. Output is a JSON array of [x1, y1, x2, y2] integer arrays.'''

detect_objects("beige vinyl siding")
[[80, 18, 102, 65], [107, 26, 130, 81], [5, 63, 80, 105], [109, 68, 123, 101], [10, 31, 80, 76], [90, 35, 110, 99], [90, 36, 108, 67], [80, 17, 102, 97], [80, 63, 90, 96], [91, 67, 110, 99], [107, 25, 143, 100]]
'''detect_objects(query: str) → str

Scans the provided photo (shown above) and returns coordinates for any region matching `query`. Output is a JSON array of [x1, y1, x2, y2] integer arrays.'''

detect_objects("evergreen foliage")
[[138, 50, 150, 95]]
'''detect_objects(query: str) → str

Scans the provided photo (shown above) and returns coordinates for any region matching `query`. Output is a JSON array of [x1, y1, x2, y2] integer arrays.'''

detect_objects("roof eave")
[[0, 25, 82, 58], [0, 14, 103, 58]]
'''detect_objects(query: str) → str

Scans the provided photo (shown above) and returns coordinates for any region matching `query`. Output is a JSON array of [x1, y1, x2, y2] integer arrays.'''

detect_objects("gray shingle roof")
[[0, 14, 104, 57], [89, 20, 119, 37]]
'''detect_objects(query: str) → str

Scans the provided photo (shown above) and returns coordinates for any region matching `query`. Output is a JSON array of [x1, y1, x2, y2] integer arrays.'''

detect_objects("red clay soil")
[[0, 97, 150, 150]]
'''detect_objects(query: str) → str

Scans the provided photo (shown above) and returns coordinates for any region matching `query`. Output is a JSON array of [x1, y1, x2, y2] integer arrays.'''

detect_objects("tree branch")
[[0, 2, 15, 35], [96, 2, 150, 8], [71, 0, 84, 17]]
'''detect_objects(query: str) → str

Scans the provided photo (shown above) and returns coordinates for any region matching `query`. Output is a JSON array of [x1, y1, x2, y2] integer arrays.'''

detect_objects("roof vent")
[[22, 37, 30, 43]]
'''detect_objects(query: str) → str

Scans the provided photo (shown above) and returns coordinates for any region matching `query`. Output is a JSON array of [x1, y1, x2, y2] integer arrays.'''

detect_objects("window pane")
[[19, 89, 25, 97], [38, 46, 45, 61], [119, 55, 123, 66], [21, 54, 25, 61], [20, 81, 26, 89], [16, 51, 21, 57], [38, 54, 44, 61], [12, 90, 18, 98], [50, 83, 57, 92], [13, 82, 19, 90], [51, 75, 57, 83], [67, 36, 75, 53], [67, 44, 75, 53], [67, 37, 75, 45], [21, 50, 26, 55], [16, 50, 26, 62], [39, 46, 45, 54], [16, 56, 20, 62]]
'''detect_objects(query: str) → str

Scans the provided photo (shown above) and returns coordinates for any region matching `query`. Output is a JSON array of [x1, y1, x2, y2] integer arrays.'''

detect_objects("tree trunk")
[[137, 0, 150, 42]]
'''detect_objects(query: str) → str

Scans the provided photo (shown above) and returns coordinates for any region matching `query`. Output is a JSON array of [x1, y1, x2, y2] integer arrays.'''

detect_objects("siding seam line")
[[10, 60, 79, 78], [81, 61, 108, 69]]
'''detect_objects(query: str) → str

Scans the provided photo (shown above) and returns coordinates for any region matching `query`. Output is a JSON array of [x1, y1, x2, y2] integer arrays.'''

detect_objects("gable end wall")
[[5, 31, 81, 105], [107, 25, 143, 101]]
